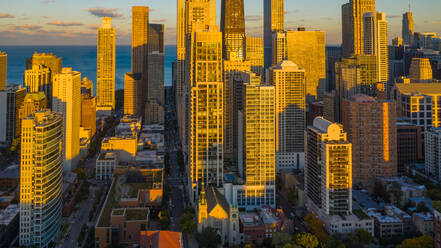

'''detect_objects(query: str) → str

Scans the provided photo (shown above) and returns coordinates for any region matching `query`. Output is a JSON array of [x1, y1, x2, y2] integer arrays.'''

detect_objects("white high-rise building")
[[425, 128, 441, 182], [364, 11, 389, 82], [53, 68, 81, 172]]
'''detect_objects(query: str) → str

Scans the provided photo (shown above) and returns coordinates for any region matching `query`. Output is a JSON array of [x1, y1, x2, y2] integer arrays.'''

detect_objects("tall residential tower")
[[97, 17, 116, 114], [221, 0, 245, 60], [264, 0, 284, 69], [402, 10, 414, 46]]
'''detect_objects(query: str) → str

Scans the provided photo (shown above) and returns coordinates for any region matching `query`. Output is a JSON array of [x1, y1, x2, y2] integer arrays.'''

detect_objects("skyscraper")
[[264, 0, 284, 69], [402, 10, 414, 46], [363, 12, 389, 82], [81, 93, 96, 138], [305, 117, 352, 216], [186, 28, 223, 204], [175, 0, 187, 141], [342, 0, 376, 57], [124, 72, 142, 116], [26, 52, 62, 80], [273, 29, 326, 101], [425, 128, 441, 182], [132, 6, 149, 115], [18, 92, 47, 132], [409, 58, 433, 82], [342, 94, 397, 187], [24, 65, 51, 99], [243, 79, 276, 204], [245, 36, 264, 76], [269, 60, 306, 172], [0, 52, 6, 91], [148, 24, 165, 105], [53, 68, 81, 172], [221, 0, 245, 60], [97, 17, 116, 114], [223, 60, 251, 167], [20, 110, 63, 248], [0, 84, 25, 144]]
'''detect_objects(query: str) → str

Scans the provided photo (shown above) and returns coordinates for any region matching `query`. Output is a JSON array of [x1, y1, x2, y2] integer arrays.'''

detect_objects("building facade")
[[402, 11, 414, 46], [273, 30, 326, 101], [0, 85, 25, 145], [20, 110, 63, 247], [425, 128, 441, 182], [245, 36, 264, 76], [397, 119, 423, 174], [52, 68, 81, 172], [124, 72, 142, 116], [341, 0, 376, 57], [264, 0, 284, 70], [342, 94, 397, 187], [269, 61, 306, 172], [97, 17, 116, 113], [409, 58, 433, 82], [221, 0, 245, 60], [0, 52, 6, 91]]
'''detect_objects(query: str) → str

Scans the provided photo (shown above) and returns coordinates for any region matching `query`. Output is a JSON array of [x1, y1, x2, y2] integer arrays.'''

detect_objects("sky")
[[0, 0, 440, 46]]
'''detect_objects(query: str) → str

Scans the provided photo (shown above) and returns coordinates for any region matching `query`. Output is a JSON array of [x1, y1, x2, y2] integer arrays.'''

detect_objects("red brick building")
[[140, 231, 182, 248]]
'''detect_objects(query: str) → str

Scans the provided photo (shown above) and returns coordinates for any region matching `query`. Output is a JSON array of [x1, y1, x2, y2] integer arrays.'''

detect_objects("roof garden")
[[126, 208, 149, 221], [354, 209, 370, 220]]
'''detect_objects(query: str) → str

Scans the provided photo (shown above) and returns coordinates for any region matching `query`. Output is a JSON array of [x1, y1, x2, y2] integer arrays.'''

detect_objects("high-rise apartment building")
[[97, 17, 116, 114], [342, 0, 376, 57], [245, 36, 264, 76], [186, 28, 223, 205], [147, 24, 165, 105], [0, 52, 6, 91], [18, 92, 47, 132], [326, 46, 343, 92], [243, 79, 276, 204], [0, 85, 25, 144], [392, 83, 441, 131], [53, 68, 81, 172], [124, 72, 142, 116], [363, 12, 389, 82], [132, 6, 149, 115], [223, 60, 251, 166], [305, 117, 352, 216], [264, 0, 284, 69], [269, 60, 306, 172], [24, 65, 51, 100], [342, 94, 397, 187], [145, 99, 165, 124], [81, 77, 94, 96], [334, 54, 377, 122], [397, 119, 423, 174], [273, 29, 326, 101], [26, 52, 62, 76], [221, 0, 245, 60], [425, 128, 441, 182], [409, 58, 433, 82], [81, 94, 96, 138], [20, 110, 63, 247], [402, 11, 414, 46]]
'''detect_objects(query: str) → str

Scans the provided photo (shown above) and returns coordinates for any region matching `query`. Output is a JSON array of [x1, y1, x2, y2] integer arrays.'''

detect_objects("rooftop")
[[413, 212, 433, 221], [0, 204, 19, 225], [395, 82, 441, 95], [0, 164, 20, 179]]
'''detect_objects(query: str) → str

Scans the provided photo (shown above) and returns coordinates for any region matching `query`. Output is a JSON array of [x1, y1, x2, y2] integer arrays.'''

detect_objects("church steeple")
[[197, 181, 208, 231]]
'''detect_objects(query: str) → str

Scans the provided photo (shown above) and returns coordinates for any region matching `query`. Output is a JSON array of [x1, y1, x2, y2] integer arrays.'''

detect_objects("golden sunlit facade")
[[243, 77, 276, 194], [269, 60, 306, 171], [221, 0, 245, 60], [306, 117, 352, 216], [245, 36, 264, 76], [402, 11, 414, 45], [53, 67, 81, 172], [187, 29, 224, 204], [363, 12, 388, 82], [24, 65, 51, 96], [223, 60, 250, 164], [409, 58, 433, 82], [273, 30, 326, 101], [18, 92, 47, 134], [97, 17, 116, 112], [0, 52, 6, 91], [20, 110, 63, 247], [342, 0, 376, 57], [124, 72, 142, 116]]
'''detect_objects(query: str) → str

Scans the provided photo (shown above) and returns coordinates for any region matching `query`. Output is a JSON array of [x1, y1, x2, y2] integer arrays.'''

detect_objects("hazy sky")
[[0, 0, 440, 46]]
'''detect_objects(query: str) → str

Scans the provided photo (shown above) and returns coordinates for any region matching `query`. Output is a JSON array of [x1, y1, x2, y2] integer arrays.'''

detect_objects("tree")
[[159, 210, 170, 229], [196, 227, 221, 248], [374, 180, 390, 202], [73, 168, 88, 180], [397, 235, 434, 248], [304, 214, 327, 239], [179, 212, 195, 233], [428, 189, 441, 201], [294, 233, 319, 248], [321, 236, 346, 248], [355, 229, 374, 245], [389, 182, 403, 206], [286, 188, 298, 205], [272, 232, 293, 248]]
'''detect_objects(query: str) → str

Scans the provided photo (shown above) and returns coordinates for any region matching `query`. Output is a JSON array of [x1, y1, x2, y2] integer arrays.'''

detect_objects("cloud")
[[284, 9, 299, 15], [151, 19, 166, 23], [320, 17, 334, 21], [88, 7, 122, 18], [11, 25, 43, 31], [47, 20, 83, 27], [86, 24, 100, 30], [41, 16, 49, 19], [40, 0, 56, 3], [424, 20, 441, 25], [0, 13, 15, 18], [245, 15, 263, 22], [388, 15, 401, 19]]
